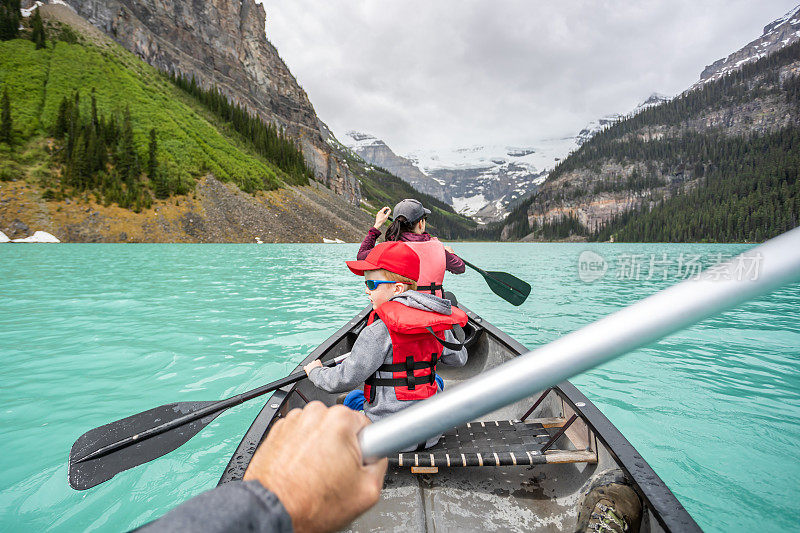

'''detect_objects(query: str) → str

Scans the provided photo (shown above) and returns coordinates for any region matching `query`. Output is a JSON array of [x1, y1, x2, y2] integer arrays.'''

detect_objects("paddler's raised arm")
[[357, 207, 391, 260]]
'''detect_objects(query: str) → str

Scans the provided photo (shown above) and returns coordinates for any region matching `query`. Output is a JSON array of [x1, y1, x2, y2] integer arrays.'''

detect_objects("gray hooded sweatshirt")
[[308, 291, 467, 448]]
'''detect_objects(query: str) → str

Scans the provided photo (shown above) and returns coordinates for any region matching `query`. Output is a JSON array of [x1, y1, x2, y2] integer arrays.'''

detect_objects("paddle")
[[384, 215, 531, 305], [461, 259, 531, 306], [69, 352, 350, 491], [359, 227, 800, 460]]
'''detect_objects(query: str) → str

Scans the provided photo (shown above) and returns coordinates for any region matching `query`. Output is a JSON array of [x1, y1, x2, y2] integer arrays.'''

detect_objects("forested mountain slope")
[[0, 6, 372, 242], [501, 40, 800, 243]]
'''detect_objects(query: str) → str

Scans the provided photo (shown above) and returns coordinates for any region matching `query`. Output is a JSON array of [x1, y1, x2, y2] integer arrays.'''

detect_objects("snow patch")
[[0, 231, 10, 243], [408, 141, 569, 175], [451, 194, 488, 217], [11, 231, 60, 243], [43, 0, 76, 12], [21, 1, 44, 17], [344, 131, 384, 149]]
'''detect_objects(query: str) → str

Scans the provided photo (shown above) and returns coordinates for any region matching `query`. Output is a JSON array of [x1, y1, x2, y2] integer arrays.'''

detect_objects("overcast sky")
[[258, 1, 799, 155]]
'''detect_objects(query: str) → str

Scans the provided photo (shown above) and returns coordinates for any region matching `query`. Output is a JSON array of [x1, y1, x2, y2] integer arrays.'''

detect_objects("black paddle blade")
[[483, 270, 531, 306], [69, 401, 221, 490]]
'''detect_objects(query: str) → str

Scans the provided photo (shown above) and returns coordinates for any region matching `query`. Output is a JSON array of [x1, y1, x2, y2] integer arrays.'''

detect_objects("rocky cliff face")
[[508, 68, 800, 240], [60, 0, 361, 204]]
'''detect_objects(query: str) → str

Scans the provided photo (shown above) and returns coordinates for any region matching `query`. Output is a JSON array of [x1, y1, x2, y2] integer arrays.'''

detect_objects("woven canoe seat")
[[388, 419, 596, 469]]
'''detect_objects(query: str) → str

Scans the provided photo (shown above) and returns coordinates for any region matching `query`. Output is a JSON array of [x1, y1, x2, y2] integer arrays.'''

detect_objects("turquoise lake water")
[[1, 243, 799, 532]]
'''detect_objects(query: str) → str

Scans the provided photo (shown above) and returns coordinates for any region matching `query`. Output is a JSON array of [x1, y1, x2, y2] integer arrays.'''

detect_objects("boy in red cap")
[[304, 241, 468, 448]]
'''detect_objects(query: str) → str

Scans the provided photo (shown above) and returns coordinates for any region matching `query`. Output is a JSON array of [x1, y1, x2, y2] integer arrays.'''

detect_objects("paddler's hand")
[[444, 245, 455, 254], [374, 207, 391, 229], [304, 359, 323, 376], [244, 402, 387, 533]]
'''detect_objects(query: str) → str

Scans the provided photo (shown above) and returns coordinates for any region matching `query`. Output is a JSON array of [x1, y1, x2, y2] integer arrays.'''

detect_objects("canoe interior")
[[219, 304, 699, 532]]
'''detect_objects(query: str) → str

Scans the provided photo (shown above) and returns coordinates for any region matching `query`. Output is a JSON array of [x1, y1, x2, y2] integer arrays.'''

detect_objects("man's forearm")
[[139, 481, 292, 533]]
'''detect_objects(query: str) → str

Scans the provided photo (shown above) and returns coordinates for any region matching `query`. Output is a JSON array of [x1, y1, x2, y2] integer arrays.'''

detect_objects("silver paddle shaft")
[[359, 227, 800, 461]]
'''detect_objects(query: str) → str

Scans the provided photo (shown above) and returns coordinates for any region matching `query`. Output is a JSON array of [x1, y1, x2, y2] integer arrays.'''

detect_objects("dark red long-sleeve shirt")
[[357, 228, 466, 274]]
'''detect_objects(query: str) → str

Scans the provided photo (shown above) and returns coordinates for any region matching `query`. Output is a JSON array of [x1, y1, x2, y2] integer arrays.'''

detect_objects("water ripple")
[[1, 242, 798, 531]]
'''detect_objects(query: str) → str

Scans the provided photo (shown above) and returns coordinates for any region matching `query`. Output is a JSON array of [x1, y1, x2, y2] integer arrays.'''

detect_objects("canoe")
[[218, 301, 701, 532]]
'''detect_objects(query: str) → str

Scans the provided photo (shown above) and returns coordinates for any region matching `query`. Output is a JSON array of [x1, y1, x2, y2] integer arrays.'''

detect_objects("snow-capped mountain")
[[690, 3, 800, 90], [345, 92, 671, 223], [345, 133, 552, 223], [405, 144, 551, 221]]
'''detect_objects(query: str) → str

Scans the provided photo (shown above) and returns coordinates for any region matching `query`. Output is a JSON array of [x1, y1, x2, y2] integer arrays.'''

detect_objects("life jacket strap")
[[373, 354, 439, 373], [365, 352, 439, 401], [365, 371, 437, 389], [416, 282, 444, 295], [426, 326, 465, 350]]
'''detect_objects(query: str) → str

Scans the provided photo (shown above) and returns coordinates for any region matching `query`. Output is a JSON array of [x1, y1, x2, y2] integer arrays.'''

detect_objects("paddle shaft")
[[359, 227, 800, 460], [75, 352, 350, 464]]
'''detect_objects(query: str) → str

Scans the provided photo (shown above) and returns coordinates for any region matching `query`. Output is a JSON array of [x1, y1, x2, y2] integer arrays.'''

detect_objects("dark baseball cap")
[[345, 241, 420, 281], [393, 199, 431, 224]]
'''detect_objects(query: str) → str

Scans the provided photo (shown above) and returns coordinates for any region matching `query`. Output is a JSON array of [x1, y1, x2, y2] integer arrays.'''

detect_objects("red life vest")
[[363, 300, 468, 402], [404, 238, 446, 297]]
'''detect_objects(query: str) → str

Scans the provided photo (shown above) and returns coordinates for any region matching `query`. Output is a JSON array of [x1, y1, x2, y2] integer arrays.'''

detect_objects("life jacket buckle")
[[405, 356, 416, 390]]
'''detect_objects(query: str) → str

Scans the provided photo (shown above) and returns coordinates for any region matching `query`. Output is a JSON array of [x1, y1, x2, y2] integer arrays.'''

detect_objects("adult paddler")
[[357, 198, 465, 297]]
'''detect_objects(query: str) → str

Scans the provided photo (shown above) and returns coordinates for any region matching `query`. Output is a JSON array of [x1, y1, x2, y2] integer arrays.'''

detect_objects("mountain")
[[343, 131, 446, 200], [313, 129, 478, 239], [499, 8, 800, 243], [0, 5, 372, 242], [345, 134, 556, 224], [346, 93, 668, 224], [1, 1, 478, 242], [691, 4, 800, 90], [406, 144, 550, 222], [54, 0, 362, 204], [576, 93, 670, 145]]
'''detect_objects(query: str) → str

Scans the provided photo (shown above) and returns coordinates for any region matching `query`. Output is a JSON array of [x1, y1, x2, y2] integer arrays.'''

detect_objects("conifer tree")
[[30, 7, 45, 49], [0, 86, 11, 145], [0, 0, 21, 41], [54, 96, 70, 138], [90, 89, 98, 131], [117, 107, 138, 183], [147, 127, 157, 179]]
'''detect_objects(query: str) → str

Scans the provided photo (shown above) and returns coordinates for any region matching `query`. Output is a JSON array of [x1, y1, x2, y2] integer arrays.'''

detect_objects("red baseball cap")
[[346, 241, 420, 281]]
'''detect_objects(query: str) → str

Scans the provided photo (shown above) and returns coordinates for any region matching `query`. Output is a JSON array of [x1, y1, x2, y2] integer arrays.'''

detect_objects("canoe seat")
[[388, 418, 596, 470]]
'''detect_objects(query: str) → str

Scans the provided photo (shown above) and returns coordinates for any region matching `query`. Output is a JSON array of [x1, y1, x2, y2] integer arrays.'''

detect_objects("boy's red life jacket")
[[363, 300, 468, 403], [404, 239, 446, 297]]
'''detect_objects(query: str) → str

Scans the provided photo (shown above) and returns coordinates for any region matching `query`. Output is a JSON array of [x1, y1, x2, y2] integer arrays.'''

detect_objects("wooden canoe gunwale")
[[218, 304, 700, 532]]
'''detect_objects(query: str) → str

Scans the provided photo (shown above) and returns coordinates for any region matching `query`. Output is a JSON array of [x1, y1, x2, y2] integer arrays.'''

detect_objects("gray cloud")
[[259, 0, 798, 154]]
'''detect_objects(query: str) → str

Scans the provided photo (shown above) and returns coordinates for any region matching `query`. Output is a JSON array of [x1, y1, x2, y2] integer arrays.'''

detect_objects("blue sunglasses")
[[365, 279, 405, 290]]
